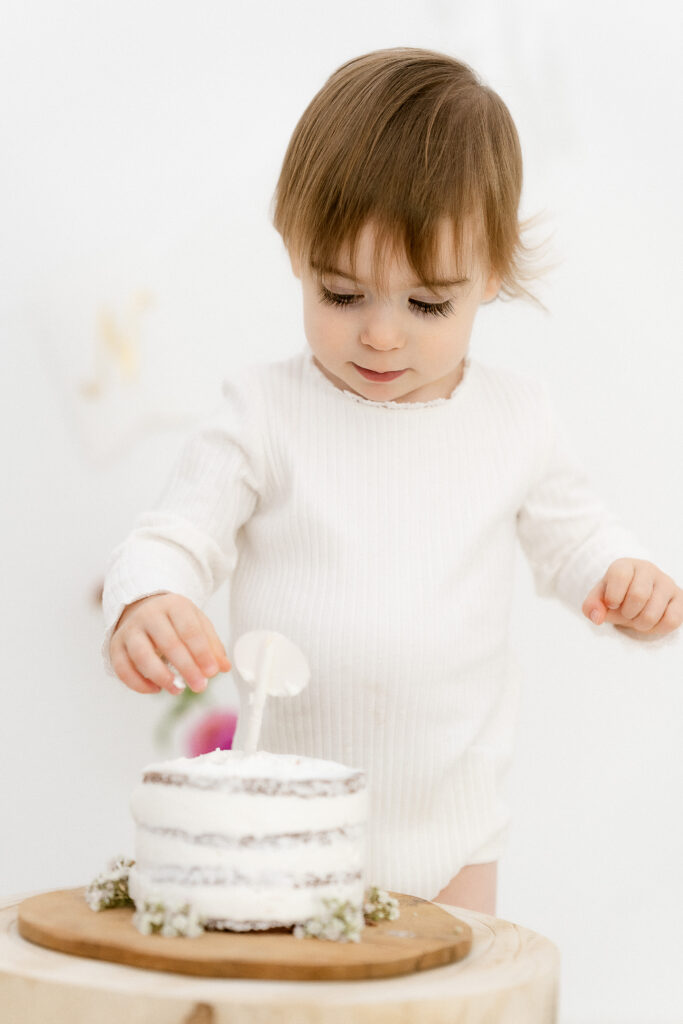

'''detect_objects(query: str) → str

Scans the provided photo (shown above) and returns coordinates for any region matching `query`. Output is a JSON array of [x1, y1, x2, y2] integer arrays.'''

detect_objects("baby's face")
[[291, 218, 500, 404]]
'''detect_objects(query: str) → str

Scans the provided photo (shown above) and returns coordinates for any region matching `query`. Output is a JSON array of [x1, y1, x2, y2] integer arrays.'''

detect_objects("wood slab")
[[17, 887, 472, 980], [3, 893, 560, 1023]]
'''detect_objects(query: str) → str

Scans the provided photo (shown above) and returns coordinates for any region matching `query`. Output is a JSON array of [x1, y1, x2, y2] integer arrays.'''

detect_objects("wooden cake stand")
[[1, 887, 559, 1023]]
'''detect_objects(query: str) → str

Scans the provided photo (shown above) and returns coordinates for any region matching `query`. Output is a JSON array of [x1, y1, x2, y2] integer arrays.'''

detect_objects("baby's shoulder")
[[219, 352, 305, 404], [471, 358, 550, 401], [470, 359, 553, 426]]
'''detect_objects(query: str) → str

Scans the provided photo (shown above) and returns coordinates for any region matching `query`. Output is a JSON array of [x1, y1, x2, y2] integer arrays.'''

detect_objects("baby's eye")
[[318, 286, 361, 308], [318, 285, 453, 318], [409, 298, 454, 319]]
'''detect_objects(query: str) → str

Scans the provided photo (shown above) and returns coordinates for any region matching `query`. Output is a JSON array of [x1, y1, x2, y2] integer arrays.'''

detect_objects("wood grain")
[[1, 892, 560, 1023], [17, 887, 471, 980]]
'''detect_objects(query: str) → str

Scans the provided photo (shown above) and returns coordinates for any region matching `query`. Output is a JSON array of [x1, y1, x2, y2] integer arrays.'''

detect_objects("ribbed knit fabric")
[[103, 347, 657, 899]]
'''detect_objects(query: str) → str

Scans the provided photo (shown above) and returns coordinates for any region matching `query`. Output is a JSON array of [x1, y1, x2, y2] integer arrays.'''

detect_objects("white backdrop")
[[1, 2, 681, 1022]]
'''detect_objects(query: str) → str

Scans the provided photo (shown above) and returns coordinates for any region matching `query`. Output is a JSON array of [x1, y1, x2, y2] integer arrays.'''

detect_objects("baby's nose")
[[360, 309, 405, 350]]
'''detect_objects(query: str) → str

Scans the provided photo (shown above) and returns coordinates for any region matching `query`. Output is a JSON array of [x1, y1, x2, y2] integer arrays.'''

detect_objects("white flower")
[[363, 885, 399, 924], [132, 898, 205, 938], [293, 898, 364, 943], [85, 856, 135, 911]]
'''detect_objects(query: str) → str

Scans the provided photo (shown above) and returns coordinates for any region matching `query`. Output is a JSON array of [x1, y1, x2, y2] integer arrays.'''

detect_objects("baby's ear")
[[482, 270, 501, 303]]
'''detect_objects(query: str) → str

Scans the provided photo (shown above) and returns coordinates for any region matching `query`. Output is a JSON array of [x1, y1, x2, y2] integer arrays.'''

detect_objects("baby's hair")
[[271, 47, 548, 307]]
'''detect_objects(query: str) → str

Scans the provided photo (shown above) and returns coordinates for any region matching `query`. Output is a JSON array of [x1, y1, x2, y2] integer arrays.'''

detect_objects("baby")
[[103, 47, 682, 915]]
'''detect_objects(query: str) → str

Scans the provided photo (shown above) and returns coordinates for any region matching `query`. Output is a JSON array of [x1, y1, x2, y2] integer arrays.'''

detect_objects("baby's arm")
[[516, 382, 681, 643], [103, 371, 264, 692]]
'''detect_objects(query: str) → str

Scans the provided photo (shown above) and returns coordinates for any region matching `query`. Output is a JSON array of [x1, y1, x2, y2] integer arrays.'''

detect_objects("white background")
[[1, 2, 681, 1022]]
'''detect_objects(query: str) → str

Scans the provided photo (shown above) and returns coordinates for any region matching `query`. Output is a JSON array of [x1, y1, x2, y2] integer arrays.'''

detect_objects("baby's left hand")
[[582, 558, 683, 637]]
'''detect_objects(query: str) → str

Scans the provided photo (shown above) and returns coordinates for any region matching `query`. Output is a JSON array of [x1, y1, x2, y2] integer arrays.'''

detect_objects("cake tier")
[[128, 870, 366, 930], [129, 749, 368, 929]]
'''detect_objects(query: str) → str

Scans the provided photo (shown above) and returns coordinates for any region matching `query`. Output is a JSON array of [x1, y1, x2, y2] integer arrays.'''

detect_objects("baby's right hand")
[[109, 593, 232, 695]]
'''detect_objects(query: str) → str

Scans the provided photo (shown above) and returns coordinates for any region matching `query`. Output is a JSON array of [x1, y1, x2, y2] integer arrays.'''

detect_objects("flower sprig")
[[363, 886, 400, 924], [86, 856, 400, 944], [85, 855, 135, 911], [133, 897, 205, 938], [293, 897, 364, 943], [293, 886, 400, 942]]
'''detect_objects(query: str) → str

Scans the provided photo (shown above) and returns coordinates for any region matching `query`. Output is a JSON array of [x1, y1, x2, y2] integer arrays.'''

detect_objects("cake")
[[128, 747, 368, 931]]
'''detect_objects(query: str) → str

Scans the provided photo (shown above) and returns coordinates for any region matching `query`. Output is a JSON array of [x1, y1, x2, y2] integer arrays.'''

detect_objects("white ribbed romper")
[[103, 347, 652, 899]]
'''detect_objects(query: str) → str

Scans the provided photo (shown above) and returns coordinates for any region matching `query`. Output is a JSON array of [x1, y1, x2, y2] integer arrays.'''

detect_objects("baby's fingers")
[[626, 584, 672, 632], [582, 579, 608, 625], [197, 609, 232, 674], [112, 647, 163, 695], [617, 572, 655, 621], [657, 593, 683, 635], [143, 615, 206, 693], [166, 605, 219, 688], [122, 630, 182, 694], [603, 559, 636, 612]]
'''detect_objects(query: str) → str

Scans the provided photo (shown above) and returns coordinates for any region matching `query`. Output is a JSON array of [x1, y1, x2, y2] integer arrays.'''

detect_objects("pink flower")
[[186, 708, 238, 757]]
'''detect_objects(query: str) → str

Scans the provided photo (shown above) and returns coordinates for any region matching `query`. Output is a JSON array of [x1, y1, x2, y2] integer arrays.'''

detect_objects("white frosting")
[[130, 748, 368, 928], [143, 748, 356, 781], [135, 824, 364, 874], [128, 870, 365, 927], [131, 784, 366, 833]]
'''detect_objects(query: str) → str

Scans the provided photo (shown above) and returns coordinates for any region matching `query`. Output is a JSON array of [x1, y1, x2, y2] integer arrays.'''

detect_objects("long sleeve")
[[101, 350, 680, 897], [515, 381, 661, 631], [102, 371, 265, 671]]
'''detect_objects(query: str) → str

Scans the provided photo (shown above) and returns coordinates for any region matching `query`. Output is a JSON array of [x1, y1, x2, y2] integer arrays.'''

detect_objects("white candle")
[[233, 630, 311, 754], [242, 634, 276, 754]]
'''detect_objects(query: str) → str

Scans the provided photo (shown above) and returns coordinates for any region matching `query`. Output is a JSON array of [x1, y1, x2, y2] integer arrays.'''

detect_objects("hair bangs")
[[272, 47, 549, 306]]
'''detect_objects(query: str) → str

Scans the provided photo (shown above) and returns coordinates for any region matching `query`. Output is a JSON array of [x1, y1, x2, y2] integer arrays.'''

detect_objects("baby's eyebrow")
[[313, 262, 469, 290]]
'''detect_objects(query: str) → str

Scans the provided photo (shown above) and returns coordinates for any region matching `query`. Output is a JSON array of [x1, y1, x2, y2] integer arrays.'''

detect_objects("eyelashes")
[[317, 285, 454, 319]]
